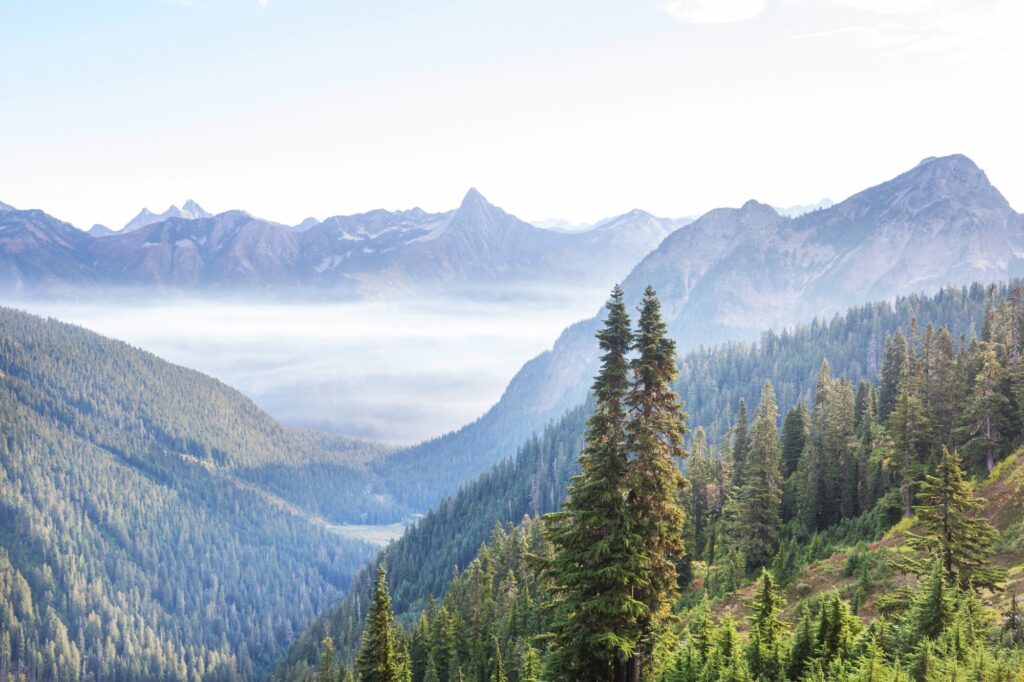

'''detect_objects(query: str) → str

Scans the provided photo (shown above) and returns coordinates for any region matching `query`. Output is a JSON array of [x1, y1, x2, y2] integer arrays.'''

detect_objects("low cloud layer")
[[6, 289, 605, 445]]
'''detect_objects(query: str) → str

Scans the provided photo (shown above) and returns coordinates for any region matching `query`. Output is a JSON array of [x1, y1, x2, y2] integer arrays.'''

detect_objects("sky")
[[2, 0, 1022, 229]]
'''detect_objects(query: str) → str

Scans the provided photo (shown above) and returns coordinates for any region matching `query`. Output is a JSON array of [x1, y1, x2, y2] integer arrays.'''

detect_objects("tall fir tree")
[[878, 330, 909, 420], [625, 286, 689, 681], [319, 635, 339, 682], [746, 568, 786, 681], [731, 399, 750, 489], [957, 344, 1014, 472], [685, 427, 713, 564], [780, 402, 808, 479], [543, 285, 645, 680], [907, 447, 1004, 590], [737, 381, 783, 570], [356, 565, 403, 682], [887, 367, 933, 519]]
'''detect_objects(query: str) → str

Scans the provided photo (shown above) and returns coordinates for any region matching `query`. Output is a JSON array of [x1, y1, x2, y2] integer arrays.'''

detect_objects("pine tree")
[[319, 635, 339, 682], [905, 559, 954, 641], [786, 607, 816, 681], [780, 402, 808, 479], [731, 400, 750, 489], [624, 286, 689, 679], [887, 372, 932, 519], [907, 447, 1004, 590], [489, 639, 507, 682], [746, 569, 786, 681], [957, 345, 1014, 472], [685, 427, 712, 564], [519, 647, 542, 682], [879, 330, 909, 420], [1002, 593, 1023, 646], [543, 285, 644, 680], [356, 565, 402, 682], [736, 381, 783, 570]]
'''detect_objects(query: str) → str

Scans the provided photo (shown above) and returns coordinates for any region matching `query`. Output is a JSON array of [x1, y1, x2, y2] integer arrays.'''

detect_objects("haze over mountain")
[[0, 190, 683, 297], [382, 154, 1024, 507]]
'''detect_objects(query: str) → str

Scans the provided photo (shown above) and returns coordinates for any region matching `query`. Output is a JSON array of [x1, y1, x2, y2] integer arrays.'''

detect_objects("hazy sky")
[[2, 0, 1022, 229]]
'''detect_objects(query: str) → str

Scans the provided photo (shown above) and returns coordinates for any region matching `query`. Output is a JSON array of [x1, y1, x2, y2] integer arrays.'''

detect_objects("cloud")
[[789, 0, 1023, 61], [257, 0, 268, 6], [662, 0, 767, 24]]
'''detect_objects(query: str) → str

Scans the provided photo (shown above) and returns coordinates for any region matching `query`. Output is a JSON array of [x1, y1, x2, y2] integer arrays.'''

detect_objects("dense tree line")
[[324, 283, 1024, 680], [279, 283, 1012, 680], [0, 308, 388, 681]]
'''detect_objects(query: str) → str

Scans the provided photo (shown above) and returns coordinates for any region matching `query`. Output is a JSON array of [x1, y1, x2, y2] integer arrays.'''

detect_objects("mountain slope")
[[382, 155, 1024, 510], [0, 209, 100, 294], [0, 307, 408, 680]]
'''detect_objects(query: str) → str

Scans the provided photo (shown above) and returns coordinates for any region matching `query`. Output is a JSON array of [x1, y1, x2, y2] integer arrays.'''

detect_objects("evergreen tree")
[[685, 427, 713, 564], [957, 345, 1014, 472], [625, 286, 689, 679], [887, 375, 932, 519], [780, 402, 808, 479], [746, 569, 786, 681], [1002, 594, 1024, 646], [736, 381, 783, 570], [520, 647, 542, 682], [905, 559, 954, 642], [879, 330, 909, 420], [731, 400, 750, 489], [786, 608, 816, 681], [319, 635, 339, 682], [489, 639, 507, 682], [543, 285, 644, 680], [356, 565, 402, 682], [907, 447, 1004, 590]]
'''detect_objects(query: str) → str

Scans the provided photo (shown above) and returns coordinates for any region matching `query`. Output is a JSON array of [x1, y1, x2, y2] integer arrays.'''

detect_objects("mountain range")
[[380, 154, 1024, 508], [0, 191, 684, 296]]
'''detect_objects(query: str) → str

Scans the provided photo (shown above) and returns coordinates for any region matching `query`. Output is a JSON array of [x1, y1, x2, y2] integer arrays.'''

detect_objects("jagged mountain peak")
[[180, 199, 208, 217], [123, 200, 212, 233], [446, 188, 521, 234], [456, 187, 495, 214]]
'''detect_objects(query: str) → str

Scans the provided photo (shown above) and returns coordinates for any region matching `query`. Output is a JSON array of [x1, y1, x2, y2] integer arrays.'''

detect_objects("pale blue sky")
[[2, 0, 1022, 229]]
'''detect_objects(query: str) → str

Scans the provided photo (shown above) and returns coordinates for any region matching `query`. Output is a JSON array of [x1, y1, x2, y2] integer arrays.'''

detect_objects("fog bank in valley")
[[5, 288, 605, 444]]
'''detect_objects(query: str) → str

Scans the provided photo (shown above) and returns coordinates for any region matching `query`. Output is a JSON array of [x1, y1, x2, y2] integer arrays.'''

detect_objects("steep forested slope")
[[277, 282, 1001, 679], [0, 308, 396, 680], [382, 155, 1024, 512], [378, 283, 994, 511]]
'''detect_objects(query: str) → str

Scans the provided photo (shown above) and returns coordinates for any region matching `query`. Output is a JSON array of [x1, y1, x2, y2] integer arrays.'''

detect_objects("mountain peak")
[[180, 199, 210, 219], [849, 153, 1010, 216], [0, 199, 15, 213], [459, 187, 489, 209], [739, 199, 780, 217]]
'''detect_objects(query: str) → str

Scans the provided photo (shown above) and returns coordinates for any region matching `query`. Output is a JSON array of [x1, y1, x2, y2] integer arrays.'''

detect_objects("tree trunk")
[[626, 656, 641, 682], [986, 414, 995, 472], [902, 447, 913, 518]]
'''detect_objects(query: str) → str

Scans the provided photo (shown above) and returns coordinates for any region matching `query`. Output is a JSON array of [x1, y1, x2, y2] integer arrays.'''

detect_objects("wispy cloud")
[[789, 0, 1023, 61], [662, 0, 767, 24], [257, 0, 269, 6]]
